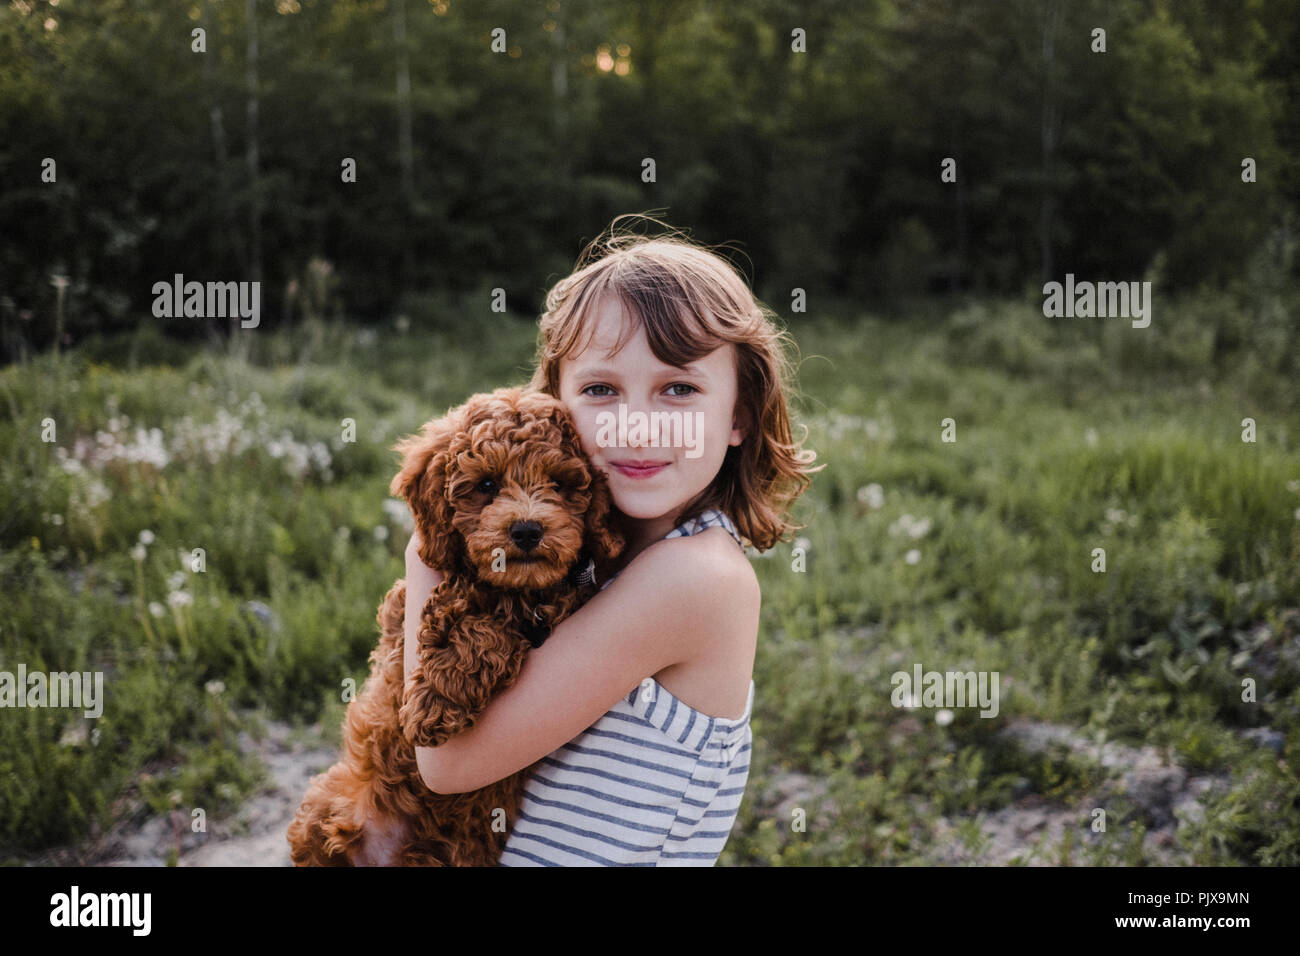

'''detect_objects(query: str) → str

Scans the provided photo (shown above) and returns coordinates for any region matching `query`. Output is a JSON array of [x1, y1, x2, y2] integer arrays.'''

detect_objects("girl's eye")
[[581, 383, 697, 397], [476, 477, 498, 495]]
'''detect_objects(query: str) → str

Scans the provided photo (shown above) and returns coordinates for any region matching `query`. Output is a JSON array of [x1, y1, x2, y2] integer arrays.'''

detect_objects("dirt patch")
[[925, 718, 1235, 865], [11, 718, 342, 867]]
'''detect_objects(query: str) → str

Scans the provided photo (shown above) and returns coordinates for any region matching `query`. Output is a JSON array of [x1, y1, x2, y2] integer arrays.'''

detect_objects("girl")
[[403, 216, 820, 865]]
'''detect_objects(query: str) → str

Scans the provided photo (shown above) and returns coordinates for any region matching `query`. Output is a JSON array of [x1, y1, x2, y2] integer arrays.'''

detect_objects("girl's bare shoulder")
[[647, 528, 759, 718], [650, 523, 755, 579]]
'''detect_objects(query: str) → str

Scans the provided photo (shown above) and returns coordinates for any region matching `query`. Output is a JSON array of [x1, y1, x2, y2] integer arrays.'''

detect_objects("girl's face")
[[558, 295, 746, 530]]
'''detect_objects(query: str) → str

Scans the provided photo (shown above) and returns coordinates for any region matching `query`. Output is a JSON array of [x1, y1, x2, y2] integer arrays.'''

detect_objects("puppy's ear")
[[390, 411, 465, 574], [583, 465, 625, 563], [528, 392, 625, 561]]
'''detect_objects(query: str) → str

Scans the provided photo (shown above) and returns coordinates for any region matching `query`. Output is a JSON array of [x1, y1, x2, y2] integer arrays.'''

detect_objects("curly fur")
[[286, 386, 624, 866]]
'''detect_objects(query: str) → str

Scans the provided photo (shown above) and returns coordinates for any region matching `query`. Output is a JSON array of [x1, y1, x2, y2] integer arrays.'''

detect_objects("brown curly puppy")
[[287, 386, 624, 866]]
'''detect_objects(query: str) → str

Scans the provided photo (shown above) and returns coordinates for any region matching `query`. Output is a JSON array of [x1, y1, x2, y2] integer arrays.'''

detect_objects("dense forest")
[[2, 0, 1297, 354]]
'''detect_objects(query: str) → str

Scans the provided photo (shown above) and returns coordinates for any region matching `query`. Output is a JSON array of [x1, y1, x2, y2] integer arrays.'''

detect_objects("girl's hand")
[[414, 529, 758, 794]]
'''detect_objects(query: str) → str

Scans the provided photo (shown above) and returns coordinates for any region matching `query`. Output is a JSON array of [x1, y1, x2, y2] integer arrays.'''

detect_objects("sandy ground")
[[10, 711, 1268, 867], [13, 717, 341, 867], [758, 716, 1252, 866]]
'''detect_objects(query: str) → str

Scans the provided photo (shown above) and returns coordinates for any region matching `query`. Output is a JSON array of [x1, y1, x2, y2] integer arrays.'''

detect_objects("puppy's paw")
[[398, 694, 466, 748]]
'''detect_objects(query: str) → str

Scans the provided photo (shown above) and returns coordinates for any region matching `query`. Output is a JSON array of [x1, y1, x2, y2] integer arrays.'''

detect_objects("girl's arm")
[[402, 529, 757, 795], [402, 531, 444, 703]]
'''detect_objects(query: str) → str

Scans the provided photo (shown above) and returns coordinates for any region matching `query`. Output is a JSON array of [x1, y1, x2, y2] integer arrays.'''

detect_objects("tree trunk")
[[393, 0, 415, 293], [244, 0, 262, 349], [202, 0, 235, 347], [551, 1, 569, 142], [1040, 0, 1062, 286], [953, 122, 968, 292]]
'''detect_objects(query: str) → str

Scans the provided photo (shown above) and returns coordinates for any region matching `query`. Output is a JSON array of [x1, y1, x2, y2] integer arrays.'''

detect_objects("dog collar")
[[567, 550, 597, 589], [519, 551, 596, 648]]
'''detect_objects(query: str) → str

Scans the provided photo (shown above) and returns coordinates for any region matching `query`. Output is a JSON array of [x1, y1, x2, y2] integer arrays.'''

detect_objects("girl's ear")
[[389, 411, 466, 574], [728, 400, 752, 448]]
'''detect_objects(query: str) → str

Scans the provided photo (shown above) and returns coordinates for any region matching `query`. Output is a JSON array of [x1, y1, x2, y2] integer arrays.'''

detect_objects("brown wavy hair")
[[526, 214, 823, 552]]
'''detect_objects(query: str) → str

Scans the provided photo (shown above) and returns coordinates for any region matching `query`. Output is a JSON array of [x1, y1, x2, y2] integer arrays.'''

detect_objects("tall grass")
[[2, 290, 1297, 864]]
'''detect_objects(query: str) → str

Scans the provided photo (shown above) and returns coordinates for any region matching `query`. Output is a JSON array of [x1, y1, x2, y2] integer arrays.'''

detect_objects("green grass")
[[1, 290, 1298, 865]]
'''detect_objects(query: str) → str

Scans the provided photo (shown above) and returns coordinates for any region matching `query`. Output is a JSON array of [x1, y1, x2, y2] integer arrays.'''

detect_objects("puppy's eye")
[[476, 477, 498, 495]]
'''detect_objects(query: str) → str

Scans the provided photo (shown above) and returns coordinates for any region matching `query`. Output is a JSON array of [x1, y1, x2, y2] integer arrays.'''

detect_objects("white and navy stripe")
[[498, 509, 753, 867]]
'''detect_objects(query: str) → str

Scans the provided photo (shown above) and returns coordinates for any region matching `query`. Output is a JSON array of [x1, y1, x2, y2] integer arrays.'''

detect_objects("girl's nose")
[[624, 402, 673, 449]]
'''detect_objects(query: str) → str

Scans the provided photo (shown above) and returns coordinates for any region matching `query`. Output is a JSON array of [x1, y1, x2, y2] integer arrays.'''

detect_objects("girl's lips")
[[610, 462, 669, 479]]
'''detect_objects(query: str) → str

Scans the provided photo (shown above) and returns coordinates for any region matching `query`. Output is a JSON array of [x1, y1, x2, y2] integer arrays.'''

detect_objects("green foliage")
[[3, 292, 1299, 865], [743, 297, 1298, 865], [3, 0, 1299, 356]]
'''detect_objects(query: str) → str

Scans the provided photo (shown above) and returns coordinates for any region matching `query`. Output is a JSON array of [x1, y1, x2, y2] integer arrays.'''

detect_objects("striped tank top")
[[498, 508, 754, 866]]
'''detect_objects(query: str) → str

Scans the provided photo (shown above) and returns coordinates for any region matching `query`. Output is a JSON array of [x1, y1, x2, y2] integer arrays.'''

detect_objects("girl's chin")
[[609, 492, 677, 519], [611, 503, 664, 520]]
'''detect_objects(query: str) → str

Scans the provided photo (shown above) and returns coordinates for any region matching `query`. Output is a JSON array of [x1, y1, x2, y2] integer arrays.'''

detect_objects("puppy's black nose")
[[509, 520, 544, 552]]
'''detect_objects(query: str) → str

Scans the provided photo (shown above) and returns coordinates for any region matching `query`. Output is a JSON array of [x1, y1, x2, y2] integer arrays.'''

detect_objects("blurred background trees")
[[1, 0, 1296, 357]]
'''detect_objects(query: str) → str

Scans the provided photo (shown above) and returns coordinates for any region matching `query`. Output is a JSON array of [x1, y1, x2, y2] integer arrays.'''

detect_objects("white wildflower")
[[59, 722, 89, 748], [889, 513, 931, 539], [82, 479, 110, 508], [857, 483, 884, 509]]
